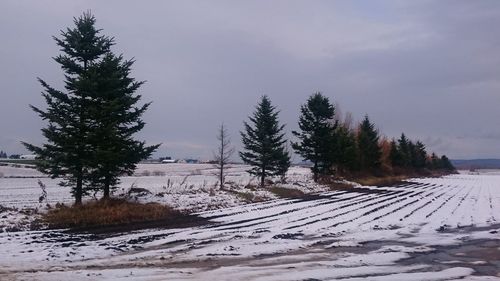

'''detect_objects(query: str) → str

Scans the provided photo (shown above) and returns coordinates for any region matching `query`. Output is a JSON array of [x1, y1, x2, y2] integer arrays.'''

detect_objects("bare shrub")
[[179, 175, 189, 186], [212, 123, 235, 188], [37, 180, 48, 203]]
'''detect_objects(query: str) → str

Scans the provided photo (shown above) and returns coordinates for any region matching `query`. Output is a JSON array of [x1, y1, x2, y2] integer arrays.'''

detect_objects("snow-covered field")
[[0, 164, 499, 280]]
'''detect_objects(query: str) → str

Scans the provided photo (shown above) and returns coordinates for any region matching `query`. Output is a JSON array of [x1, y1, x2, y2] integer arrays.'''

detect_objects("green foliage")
[[85, 52, 159, 198], [390, 132, 455, 173], [334, 125, 359, 173], [292, 92, 337, 182], [397, 133, 411, 167], [413, 141, 428, 168], [240, 96, 290, 187], [389, 139, 403, 167], [23, 12, 158, 204], [440, 155, 455, 171], [357, 116, 382, 170]]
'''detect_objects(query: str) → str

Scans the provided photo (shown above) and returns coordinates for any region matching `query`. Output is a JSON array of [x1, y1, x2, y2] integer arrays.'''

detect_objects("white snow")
[[1, 164, 499, 280]]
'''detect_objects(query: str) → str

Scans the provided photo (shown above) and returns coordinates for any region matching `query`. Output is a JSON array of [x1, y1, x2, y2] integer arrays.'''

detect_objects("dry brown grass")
[[355, 175, 409, 187], [326, 181, 356, 190], [269, 186, 306, 199], [43, 199, 182, 229]]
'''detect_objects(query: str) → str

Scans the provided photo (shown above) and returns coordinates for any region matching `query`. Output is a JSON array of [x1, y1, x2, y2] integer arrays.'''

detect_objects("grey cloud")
[[1, 0, 499, 159]]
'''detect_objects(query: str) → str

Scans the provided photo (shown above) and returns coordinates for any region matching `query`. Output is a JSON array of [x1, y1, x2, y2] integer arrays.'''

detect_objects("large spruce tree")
[[86, 53, 159, 199], [24, 12, 157, 204], [357, 115, 382, 171], [23, 13, 112, 205], [292, 92, 337, 182], [240, 96, 290, 187]]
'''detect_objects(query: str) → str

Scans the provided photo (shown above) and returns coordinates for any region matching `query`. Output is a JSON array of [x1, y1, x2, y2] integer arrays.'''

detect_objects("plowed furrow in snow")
[[300, 190, 418, 231], [214, 189, 406, 232], [287, 185, 438, 230], [424, 185, 466, 219], [207, 193, 370, 231], [203, 191, 352, 219], [399, 186, 451, 221]]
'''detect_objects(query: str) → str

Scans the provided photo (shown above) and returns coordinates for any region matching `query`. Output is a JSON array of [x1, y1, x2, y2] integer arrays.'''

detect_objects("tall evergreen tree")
[[23, 12, 158, 203], [240, 96, 290, 187], [292, 93, 337, 182], [357, 115, 382, 171], [23, 13, 113, 205], [87, 53, 159, 199]]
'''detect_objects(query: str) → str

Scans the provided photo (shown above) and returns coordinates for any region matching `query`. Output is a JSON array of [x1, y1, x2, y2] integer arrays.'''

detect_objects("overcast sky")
[[1, 0, 500, 160]]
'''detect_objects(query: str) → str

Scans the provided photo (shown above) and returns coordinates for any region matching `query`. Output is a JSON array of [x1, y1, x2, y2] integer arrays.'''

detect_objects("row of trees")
[[389, 134, 454, 171], [30, 13, 455, 204], [0, 151, 7, 158], [238, 93, 455, 186]]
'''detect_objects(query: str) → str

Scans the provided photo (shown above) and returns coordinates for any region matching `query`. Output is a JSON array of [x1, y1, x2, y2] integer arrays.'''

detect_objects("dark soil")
[[66, 213, 211, 235]]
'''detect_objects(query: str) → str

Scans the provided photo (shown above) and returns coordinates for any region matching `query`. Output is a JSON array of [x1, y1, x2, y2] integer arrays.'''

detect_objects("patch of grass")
[[235, 191, 257, 202], [269, 186, 305, 199], [355, 175, 409, 187], [326, 181, 355, 191], [43, 198, 182, 229], [0, 159, 39, 165]]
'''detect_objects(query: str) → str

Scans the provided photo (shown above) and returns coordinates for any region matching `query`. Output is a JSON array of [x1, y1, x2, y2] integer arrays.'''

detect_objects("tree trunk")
[[313, 161, 318, 182], [103, 175, 110, 200], [75, 171, 83, 206], [260, 166, 265, 188], [219, 162, 224, 189]]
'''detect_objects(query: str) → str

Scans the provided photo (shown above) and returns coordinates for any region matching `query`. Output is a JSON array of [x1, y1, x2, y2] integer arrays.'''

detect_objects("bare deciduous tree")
[[213, 123, 235, 189]]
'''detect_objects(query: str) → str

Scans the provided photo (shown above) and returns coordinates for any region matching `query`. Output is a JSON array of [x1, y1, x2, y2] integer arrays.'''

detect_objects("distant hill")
[[451, 159, 500, 170]]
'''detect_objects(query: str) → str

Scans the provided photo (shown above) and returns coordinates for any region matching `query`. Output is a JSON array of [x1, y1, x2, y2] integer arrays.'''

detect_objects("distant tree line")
[[239, 93, 456, 186]]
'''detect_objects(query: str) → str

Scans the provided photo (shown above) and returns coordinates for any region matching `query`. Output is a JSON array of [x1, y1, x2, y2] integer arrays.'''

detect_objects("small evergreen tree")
[[389, 139, 403, 168], [440, 155, 455, 171], [240, 96, 290, 187], [428, 153, 441, 169], [357, 115, 382, 171], [292, 93, 337, 182], [407, 140, 417, 167], [414, 141, 428, 169], [397, 133, 411, 167], [335, 125, 359, 174]]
